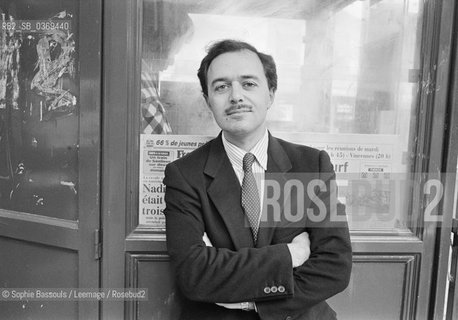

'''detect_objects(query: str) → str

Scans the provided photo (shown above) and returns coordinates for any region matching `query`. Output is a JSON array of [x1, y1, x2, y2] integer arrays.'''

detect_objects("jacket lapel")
[[266, 134, 292, 173], [204, 134, 255, 249], [256, 134, 292, 248]]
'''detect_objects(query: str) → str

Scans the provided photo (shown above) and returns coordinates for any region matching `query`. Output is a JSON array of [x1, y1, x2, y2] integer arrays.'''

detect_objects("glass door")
[[0, 0, 102, 319]]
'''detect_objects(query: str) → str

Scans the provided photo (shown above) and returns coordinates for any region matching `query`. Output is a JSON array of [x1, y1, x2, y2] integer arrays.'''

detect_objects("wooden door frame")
[[77, 0, 103, 318], [101, 0, 135, 318], [404, 0, 458, 318], [435, 0, 458, 317]]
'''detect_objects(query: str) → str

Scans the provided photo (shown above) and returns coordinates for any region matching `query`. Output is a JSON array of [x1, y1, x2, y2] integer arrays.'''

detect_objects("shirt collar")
[[221, 130, 269, 171]]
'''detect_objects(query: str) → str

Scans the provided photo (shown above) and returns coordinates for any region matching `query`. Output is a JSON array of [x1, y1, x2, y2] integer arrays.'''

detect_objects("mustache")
[[225, 104, 253, 115]]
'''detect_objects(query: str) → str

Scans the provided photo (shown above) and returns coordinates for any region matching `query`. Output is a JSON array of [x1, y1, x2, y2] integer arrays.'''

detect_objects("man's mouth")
[[225, 105, 252, 115]]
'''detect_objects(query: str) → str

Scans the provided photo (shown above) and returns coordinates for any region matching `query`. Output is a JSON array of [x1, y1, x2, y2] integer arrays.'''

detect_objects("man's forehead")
[[207, 50, 265, 76]]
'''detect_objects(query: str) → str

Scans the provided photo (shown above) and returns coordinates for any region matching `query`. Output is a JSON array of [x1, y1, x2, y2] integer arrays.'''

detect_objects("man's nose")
[[229, 82, 243, 103]]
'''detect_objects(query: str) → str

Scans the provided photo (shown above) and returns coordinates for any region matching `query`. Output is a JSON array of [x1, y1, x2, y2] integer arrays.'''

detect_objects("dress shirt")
[[221, 130, 268, 216]]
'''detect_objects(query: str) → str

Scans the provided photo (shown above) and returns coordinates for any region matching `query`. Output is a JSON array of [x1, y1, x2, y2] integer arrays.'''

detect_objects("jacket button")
[[264, 287, 271, 294], [278, 285, 285, 293], [270, 286, 278, 293]]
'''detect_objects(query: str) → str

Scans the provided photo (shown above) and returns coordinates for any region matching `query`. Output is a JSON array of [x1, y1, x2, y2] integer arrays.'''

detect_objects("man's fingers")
[[291, 231, 309, 244], [202, 232, 213, 246], [287, 231, 311, 268], [304, 232, 310, 245]]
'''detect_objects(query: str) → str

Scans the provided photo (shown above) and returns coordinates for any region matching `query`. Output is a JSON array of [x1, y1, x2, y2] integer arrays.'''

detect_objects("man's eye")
[[243, 81, 257, 88], [214, 84, 229, 92]]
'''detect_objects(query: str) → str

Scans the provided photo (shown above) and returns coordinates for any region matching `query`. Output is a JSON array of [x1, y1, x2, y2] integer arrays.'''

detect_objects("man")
[[164, 39, 352, 320]]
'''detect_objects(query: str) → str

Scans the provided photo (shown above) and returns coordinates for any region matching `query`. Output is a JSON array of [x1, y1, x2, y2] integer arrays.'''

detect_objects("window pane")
[[140, 0, 424, 231], [0, 0, 79, 220]]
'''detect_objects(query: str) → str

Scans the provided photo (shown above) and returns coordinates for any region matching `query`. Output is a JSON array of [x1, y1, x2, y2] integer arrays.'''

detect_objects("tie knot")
[[243, 153, 256, 172]]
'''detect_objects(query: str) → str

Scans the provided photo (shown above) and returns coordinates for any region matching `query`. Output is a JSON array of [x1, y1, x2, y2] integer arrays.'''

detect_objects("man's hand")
[[203, 232, 213, 246], [286, 231, 311, 268]]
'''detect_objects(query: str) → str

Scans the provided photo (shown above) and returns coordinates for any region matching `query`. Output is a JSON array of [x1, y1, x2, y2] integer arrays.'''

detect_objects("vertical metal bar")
[[94, 229, 102, 260]]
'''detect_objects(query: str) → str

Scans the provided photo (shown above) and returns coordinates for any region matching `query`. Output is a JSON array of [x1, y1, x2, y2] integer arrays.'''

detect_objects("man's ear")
[[203, 94, 211, 109], [268, 89, 275, 109]]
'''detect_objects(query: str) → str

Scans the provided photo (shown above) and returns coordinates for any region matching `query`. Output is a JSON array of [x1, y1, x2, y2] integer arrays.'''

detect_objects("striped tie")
[[241, 153, 260, 243]]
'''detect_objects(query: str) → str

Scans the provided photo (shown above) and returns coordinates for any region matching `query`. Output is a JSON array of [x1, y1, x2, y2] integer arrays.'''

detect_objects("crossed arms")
[[163, 151, 352, 319], [203, 231, 311, 311]]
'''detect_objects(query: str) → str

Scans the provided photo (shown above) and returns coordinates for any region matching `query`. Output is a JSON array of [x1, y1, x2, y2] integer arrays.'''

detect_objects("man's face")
[[205, 50, 275, 142]]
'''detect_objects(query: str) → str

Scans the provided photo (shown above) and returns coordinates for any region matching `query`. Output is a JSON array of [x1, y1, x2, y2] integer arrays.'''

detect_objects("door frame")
[[435, 0, 458, 317]]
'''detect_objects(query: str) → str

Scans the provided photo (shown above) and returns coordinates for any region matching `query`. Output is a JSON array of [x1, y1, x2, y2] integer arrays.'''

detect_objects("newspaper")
[[140, 133, 404, 229], [139, 134, 213, 228]]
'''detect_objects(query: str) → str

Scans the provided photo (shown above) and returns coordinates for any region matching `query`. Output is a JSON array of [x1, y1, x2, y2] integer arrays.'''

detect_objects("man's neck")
[[223, 127, 267, 152]]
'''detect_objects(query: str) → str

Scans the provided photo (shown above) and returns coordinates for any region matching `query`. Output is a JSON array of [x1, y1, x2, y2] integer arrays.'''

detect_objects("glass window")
[[0, 0, 79, 220], [140, 0, 424, 232]]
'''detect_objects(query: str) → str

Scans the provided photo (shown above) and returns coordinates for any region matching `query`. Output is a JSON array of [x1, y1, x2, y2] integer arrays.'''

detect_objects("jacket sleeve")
[[164, 161, 295, 303], [256, 150, 352, 320]]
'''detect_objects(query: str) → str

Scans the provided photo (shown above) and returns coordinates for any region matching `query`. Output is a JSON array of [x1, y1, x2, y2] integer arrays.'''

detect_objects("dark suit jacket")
[[164, 133, 352, 320]]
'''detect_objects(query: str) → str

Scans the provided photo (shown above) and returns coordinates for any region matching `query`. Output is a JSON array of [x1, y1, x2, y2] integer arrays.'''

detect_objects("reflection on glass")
[[141, 0, 423, 231], [0, 0, 79, 220]]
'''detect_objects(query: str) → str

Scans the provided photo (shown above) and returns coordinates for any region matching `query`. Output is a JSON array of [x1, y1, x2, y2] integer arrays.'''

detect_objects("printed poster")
[[139, 134, 213, 228], [140, 132, 406, 230], [274, 132, 407, 229]]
